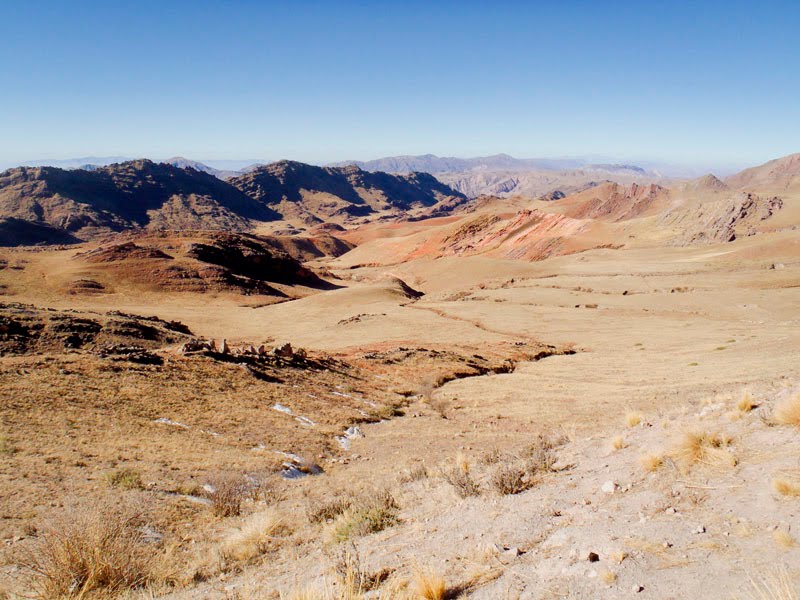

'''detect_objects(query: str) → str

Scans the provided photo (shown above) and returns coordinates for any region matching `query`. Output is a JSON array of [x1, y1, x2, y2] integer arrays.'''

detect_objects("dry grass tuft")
[[625, 412, 643, 428], [441, 453, 481, 498], [774, 393, 800, 428], [608, 550, 627, 564], [669, 431, 736, 470], [738, 391, 759, 414], [413, 568, 447, 600], [220, 509, 286, 563], [639, 453, 663, 472], [104, 467, 144, 490], [610, 435, 627, 451], [772, 476, 800, 497], [19, 501, 155, 598], [773, 530, 797, 549], [600, 569, 617, 585]]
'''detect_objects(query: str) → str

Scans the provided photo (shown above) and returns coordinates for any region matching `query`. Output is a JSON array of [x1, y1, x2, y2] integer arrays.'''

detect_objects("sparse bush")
[[307, 495, 353, 524], [398, 463, 429, 484], [330, 491, 399, 542], [105, 468, 144, 490], [480, 447, 502, 465], [522, 434, 558, 474], [491, 463, 534, 495], [19, 502, 155, 598], [441, 454, 481, 498], [209, 474, 249, 518]]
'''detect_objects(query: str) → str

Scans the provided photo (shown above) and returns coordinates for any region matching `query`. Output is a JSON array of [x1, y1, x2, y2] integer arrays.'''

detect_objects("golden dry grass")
[[625, 412, 643, 428], [608, 550, 627, 564], [413, 569, 447, 600], [639, 453, 663, 472], [738, 391, 759, 413], [772, 476, 800, 497], [19, 501, 155, 599], [748, 569, 799, 600], [220, 509, 286, 563], [669, 431, 736, 470], [610, 435, 627, 451], [774, 393, 800, 428]]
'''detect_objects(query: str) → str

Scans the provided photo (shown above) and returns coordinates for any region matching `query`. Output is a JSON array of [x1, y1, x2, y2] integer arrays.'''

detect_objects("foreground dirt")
[[0, 228, 799, 598]]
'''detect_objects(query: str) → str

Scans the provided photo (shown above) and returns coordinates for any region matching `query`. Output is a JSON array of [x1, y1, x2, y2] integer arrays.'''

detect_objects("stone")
[[273, 342, 294, 358], [601, 480, 618, 494], [587, 551, 600, 562]]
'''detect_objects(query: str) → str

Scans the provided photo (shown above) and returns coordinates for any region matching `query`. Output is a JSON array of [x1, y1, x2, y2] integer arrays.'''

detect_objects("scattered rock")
[[273, 342, 294, 358], [601, 480, 618, 494]]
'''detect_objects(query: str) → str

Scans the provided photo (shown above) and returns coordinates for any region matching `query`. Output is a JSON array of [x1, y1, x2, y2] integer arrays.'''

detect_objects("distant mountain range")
[[3, 156, 268, 176], [328, 153, 653, 175], [0, 159, 465, 245]]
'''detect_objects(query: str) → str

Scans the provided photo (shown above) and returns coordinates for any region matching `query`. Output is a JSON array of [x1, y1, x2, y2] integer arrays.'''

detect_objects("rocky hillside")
[[0, 160, 278, 241], [0, 160, 466, 244], [228, 161, 466, 225]]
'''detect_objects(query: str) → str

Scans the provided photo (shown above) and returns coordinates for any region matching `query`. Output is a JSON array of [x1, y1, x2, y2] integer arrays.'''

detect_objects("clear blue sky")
[[1, 1, 798, 169]]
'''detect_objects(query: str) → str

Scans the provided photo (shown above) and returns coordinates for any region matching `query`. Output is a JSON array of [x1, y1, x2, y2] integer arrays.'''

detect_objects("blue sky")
[[1, 1, 798, 170]]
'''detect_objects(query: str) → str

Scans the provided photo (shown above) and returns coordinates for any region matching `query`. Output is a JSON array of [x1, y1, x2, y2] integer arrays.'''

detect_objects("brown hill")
[[72, 231, 334, 297], [725, 152, 800, 192], [558, 182, 671, 221], [228, 161, 467, 226]]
